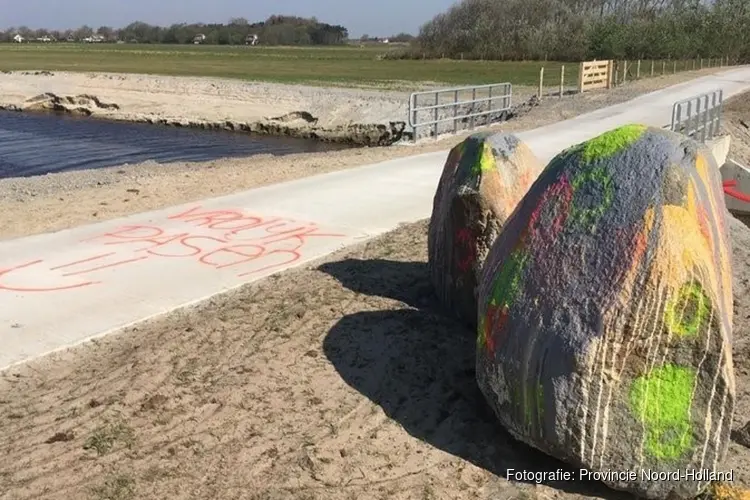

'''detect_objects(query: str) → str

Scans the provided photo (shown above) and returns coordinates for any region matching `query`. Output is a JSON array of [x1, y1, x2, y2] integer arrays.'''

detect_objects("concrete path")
[[2, 66, 750, 370]]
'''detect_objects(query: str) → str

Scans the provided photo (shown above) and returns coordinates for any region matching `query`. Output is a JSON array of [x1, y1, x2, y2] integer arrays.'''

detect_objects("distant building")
[[245, 34, 258, 45], [12, 34, 24, 43], [82, 35, 105, 43], [35, 36, 54, 43], [193, 34, 206, 44]]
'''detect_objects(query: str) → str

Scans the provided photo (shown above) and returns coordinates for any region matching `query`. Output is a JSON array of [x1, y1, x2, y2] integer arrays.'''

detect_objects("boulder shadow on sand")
[[318, 258, 633, 498]]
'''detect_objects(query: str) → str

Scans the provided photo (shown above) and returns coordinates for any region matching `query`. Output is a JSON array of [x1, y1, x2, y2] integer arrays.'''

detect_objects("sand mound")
[[23, 92, 120, 115]]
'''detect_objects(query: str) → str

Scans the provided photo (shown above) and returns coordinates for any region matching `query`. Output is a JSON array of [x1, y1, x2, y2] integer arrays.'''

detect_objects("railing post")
[[470, 88, 476, 129], [453, 90, 458, 134], [623, 60, 628, 84], [410, 94, 417, 143], [662, 60, 666, 75], [433, 92, 439, 140], [636, 60, 641, 79], [650, 59, 654, 77]]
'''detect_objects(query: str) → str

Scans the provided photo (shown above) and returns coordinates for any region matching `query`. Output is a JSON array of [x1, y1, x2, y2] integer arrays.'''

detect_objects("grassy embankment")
[[0, 43, 571, 86]]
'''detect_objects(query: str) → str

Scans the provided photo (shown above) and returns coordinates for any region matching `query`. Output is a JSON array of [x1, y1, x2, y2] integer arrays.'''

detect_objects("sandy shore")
[[0, 67, 728, 241], [1, 68, 749, 499], [0, 70, 443, 145]]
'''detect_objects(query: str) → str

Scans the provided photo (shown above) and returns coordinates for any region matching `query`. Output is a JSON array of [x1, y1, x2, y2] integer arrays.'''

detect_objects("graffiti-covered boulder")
[[476, 125, 735, 499], [428, 132, 542, 328]]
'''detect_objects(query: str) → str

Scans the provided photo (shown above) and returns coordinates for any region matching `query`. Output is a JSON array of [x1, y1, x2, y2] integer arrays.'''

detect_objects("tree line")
[[400, 0, 750, 62], [0, 16, 349, 45]]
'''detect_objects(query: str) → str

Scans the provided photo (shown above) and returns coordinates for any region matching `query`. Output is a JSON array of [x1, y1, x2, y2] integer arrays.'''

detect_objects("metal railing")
[[407, 82, 512, 141], [670, 89, 723, 143]]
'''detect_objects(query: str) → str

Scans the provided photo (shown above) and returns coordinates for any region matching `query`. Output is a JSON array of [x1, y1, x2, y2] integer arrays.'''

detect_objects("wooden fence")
[[534, 55, 736, 101], [578, 60, 613, 93]]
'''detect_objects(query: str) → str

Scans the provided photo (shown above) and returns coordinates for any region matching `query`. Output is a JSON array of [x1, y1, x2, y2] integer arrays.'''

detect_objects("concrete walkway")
[[2, 67, 750, 370]]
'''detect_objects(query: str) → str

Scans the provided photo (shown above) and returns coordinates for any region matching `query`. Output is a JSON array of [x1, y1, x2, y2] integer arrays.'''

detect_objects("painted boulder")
[[476, 125, 735, 499], [428, 132, 542, 328]]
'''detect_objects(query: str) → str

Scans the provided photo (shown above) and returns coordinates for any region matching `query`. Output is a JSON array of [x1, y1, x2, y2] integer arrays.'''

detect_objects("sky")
[[2, 0, 458, 37]]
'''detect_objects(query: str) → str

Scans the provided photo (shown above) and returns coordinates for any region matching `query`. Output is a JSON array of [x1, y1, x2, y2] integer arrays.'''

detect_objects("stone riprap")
[[427, 132, 542, 328], [476, 125, 735, 499]]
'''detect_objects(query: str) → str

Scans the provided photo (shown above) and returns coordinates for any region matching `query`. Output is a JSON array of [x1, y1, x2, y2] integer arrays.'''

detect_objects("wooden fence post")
[[623, 60, 628, 84], [650, 60, 654, 77], [538, 67, 544, 99], [673, 60, 677, 73], [662, 60, 666, 75], [607, 60, 614, 88], [693, 59, 696, 70], [636, 60, 641, 79], [578, 62, 585, 92], [559, 65, 565, 98], [700, 58, 703, 69]]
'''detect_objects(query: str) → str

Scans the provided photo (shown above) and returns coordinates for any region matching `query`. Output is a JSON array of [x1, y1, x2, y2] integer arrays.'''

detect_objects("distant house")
[[35, 36, 54, 43], [193, 34, 206, 44], [82, 35, 104, 43], [245, 34, 258, 45], [12, 34, 24, 43]]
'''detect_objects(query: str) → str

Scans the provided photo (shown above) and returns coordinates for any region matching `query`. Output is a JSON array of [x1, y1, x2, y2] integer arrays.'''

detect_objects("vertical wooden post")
[[650, 60, 654, 77], [559, 65, 565, 98], [607, 60, 614, 89], [700, 58, 703, 69], [693, 59, 696, 70], [673, 60, 677, 73], [578, 62, 585, 92], [662, 60, 666, 75], [623, 60, 628, 84], [538, 67, 544, 99], [636, 60, 641, 79]]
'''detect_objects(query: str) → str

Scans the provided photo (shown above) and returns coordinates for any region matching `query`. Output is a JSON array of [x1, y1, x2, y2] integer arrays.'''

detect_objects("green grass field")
[[0, 43, 569, 86]]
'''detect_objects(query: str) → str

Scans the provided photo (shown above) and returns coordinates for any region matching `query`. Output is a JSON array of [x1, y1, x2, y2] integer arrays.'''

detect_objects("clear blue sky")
[[3, 0, 458, 37]]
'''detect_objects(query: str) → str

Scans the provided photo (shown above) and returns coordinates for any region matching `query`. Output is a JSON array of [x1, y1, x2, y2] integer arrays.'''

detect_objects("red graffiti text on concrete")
[[0, 205, 344, 293]]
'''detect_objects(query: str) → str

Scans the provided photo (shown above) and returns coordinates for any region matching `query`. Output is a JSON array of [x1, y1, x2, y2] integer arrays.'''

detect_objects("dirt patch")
[[1, 217, 748, 499], [723, 92, 750, 167]]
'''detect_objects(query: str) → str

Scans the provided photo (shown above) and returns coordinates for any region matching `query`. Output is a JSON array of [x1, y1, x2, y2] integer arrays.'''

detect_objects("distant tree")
[[96, 26, 115, 41], [15, 15, 350, 46], [73, 25, 94, 40], [389, 32, 415, 42], [411, 0, 750, 61]]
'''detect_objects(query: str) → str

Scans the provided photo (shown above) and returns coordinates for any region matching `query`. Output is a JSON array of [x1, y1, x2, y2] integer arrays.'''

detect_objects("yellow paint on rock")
[[479, 142, 496, 172]]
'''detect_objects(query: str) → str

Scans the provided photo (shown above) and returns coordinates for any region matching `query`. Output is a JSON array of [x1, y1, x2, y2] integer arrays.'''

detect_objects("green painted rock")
[[476, 125, 735, 499], [428, 132, 542, 328]]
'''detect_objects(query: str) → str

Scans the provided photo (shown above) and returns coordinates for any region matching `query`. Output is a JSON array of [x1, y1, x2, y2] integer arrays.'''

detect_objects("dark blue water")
[[0, 111, 351, 179]]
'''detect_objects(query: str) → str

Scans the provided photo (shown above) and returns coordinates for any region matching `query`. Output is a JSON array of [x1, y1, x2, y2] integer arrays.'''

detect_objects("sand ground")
[[1, 69, 749, 500]]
